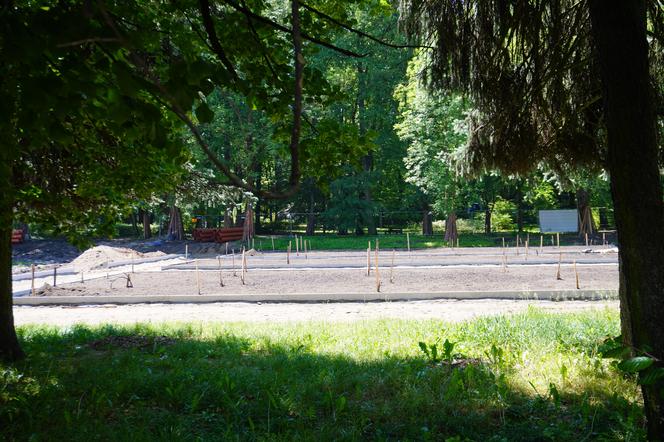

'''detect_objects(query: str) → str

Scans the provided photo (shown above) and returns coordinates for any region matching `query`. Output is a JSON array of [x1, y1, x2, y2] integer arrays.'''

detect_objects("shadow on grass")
[[2, 324, 644, 441]]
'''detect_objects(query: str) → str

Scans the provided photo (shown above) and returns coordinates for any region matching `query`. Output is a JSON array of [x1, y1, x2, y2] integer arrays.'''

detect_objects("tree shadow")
[[2, 324, 644, 441]]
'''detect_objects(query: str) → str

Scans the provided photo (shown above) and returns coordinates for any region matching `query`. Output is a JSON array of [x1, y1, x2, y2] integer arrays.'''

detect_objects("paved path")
[[13, 299, 619, 326]]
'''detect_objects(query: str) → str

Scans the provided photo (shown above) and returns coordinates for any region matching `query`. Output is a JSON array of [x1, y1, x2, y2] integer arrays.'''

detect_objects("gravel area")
[[36, 263, 618, 298], [13, 299, 619, 326]]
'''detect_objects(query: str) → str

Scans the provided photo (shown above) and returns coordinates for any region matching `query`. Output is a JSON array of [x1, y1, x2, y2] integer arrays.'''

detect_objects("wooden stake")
[[131, 255, 135, 274], [185, 243, 189, 260], [304, 238, 308, 259], [367, 241, 371, 276], [574, 259, 580, 289], [240, 248, 246, 285], [406, 232, 410, 252], [195, 259, 201, 295], [226, 242, 229, 255], [603, 232, 606, 246], [585, 233, 589, 247], [31, 264, 35, 296], [516, 234, 520, 248], [81, 271, 84, 284], [551, 236, 555, 246], [556, 232, 560, 248], [539, 235, 543, 254], [390, 249, 395, 283], [502, 237, 505, 248], [232, 249, 236, 276], [287, 242, 291, 265], [502, 249, 507, 272], [296, 235, 299, 256], [456, 237, 459, 248], [218, 256, 224, 287], [271, 236, 275, 251], [525, 240, 529, 259], [375, 241, 381, 292], [556, 252, 562, 280], [53, 267, 57, 287]]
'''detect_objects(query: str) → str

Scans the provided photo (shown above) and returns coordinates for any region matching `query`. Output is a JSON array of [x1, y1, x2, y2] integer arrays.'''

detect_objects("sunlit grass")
[[2, 308, 643, 440]]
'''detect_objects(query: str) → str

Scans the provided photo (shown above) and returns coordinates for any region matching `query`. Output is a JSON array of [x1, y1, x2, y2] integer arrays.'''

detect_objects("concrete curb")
[[13, 289, 618, 306]]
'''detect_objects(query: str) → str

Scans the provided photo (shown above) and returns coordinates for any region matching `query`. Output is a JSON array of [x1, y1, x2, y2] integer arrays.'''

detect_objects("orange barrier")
[[11, 229, 23, 244], [193, 227, 244, 243]]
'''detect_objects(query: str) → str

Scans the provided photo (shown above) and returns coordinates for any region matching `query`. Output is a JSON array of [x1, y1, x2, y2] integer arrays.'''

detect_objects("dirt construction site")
[[12, 241, 619, 322]]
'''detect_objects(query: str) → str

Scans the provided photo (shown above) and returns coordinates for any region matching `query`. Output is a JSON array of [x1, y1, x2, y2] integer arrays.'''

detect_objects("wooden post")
[[296, 235, 299, 256], [185, 243, 189, 260], [406, 232, 410, 252], [539, 235, 543, 254], [502, 248, 507, 272], [603, 232, 606, 246], [516, 234, 520, 248], [390, 249, 395, 283], [556, 232, 560, 248], [226, 242, 228, 255], [287, 242, 291, 265], [574, 259, 580, 289], [271, 236, 275, 251], [525, 240, 529, 259], [243, 251, 248, 282], [81, 271, 84, 284], [502, 237, 505, 248], [31, 264, 35, 296], [240, 248, 246, 285], [195, 259, 201, 295], [218, 256, 224, 287], [456, 237, 459, 248], [367, 241, 371, 276], [53, 267, 57, 287], [375, 241, 381, 292], [585, 232, 589, 247], [131, 255, 135, 274], [232, 249, 236, 276], [556, 252, 562, 280], [304, 238, 308, 259], [551, 236, 555, 246]]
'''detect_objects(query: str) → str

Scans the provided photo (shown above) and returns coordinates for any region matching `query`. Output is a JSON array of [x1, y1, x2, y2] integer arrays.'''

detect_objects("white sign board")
[[538, 210, 578, 233]]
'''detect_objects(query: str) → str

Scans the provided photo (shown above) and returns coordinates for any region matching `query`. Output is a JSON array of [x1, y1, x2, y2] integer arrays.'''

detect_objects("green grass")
[[2, 308, 643, 441], [255, 232, 587, 251]]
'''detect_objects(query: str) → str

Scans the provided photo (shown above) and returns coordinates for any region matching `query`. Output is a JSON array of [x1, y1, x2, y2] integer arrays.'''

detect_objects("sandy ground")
[[13, 299, 619, 326], [36, 263, 618, 297]]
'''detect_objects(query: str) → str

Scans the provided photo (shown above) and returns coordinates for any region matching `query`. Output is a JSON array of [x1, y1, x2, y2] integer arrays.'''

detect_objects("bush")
[[491, 199, 516, 231]]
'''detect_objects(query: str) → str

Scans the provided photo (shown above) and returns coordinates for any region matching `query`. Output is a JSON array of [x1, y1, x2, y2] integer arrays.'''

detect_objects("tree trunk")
[[142, 210, 151, 239], [422, 210, 433, 235], [576, 188, 595, 238], [131, 211, 140, 237], [168, 206, 184, 241], [444, 212, 458, 243], [484, 208, 492, 234], [0, 150, 24, 361], [590, 1, 664, 437]]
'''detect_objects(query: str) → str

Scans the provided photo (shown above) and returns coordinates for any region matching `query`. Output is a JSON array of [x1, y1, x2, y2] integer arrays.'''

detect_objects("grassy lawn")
[[255, 232, 588, 251], [2, 308, 642, 441]]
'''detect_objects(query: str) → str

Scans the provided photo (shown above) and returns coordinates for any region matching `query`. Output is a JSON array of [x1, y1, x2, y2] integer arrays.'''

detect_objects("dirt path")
[[13, 299, 619, 326]]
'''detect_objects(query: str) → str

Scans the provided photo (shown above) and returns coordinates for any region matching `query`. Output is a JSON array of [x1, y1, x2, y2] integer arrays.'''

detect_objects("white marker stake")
[[195, 259, 201, 295], [218, 256, 224, 287], [406, 232, 410, 252]]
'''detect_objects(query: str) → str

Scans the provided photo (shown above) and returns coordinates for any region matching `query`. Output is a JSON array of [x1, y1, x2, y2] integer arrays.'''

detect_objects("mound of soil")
[[71, 245, 164, 272]]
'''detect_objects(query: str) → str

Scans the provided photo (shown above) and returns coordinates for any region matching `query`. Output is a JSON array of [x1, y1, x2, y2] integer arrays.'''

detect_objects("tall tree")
[[399, 0, 664, 435]]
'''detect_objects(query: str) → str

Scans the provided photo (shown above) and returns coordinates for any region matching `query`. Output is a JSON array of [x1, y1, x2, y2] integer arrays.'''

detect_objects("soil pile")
[[71, 245, 164, 272]]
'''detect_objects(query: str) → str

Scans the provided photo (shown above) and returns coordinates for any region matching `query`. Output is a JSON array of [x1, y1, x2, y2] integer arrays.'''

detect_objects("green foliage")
[[491, 199, 517, 231], [1, 309, 644, 440]]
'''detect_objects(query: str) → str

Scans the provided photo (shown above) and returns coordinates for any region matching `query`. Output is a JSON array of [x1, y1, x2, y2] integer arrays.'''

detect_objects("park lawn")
[[253, 232, 581, 251], [2, 308, 643, 441]]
